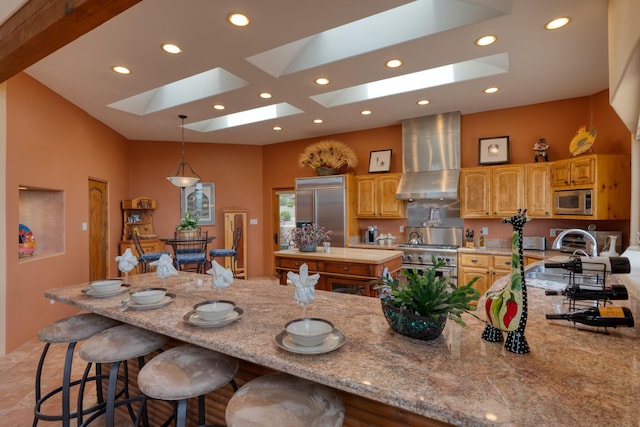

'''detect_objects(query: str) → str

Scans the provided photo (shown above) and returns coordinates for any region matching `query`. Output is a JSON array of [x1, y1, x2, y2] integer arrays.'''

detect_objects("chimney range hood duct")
[[396, 111, 461, 200]]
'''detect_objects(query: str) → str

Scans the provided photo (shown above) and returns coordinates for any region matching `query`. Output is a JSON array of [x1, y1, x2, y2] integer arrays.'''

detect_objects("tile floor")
[[0, 336, 134, 426]]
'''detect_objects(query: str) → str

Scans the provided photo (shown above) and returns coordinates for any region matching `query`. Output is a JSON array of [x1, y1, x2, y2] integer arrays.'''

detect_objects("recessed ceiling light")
[[315, 77, 330, 85], [417, 99, 430, 106], [386, 59, 403, 68], [161, 43, 182, 54], [475, 35, 497, 46], [273, 126, 282, 131], [484, 87, 499, 94], [259, 92, 272, 99], [313, 119, 323, 124], [212, 104, 225, 110], [545, 16, 571, 30], [360, 110, 372, 116], [228, 13, 250, 27], [112, 66, 131, 75]]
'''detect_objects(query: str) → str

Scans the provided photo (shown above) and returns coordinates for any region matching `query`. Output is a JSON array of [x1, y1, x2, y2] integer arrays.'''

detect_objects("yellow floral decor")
[[298, 140, 358, 174]]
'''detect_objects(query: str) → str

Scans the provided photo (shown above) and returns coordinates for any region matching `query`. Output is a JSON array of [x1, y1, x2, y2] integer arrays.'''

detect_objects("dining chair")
[[171, 230, 209, 273], [132, 231, 170, 273], [209, 227, 242, 277]]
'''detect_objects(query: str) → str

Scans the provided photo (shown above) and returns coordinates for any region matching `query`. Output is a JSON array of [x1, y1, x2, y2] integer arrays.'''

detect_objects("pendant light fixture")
[[166, 114, 201, 187]]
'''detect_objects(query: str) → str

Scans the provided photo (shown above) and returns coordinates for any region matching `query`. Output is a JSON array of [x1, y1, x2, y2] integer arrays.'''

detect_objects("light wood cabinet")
[[460, 165, 524, 218], [458, 252, 513, 299], [550, 154, 631, 220], [121, 197, 157, 241], [550, 156, 595, 187], [526, 163, 551, 217], [223, 208, 248, 279], [356, 173, 406, 218]]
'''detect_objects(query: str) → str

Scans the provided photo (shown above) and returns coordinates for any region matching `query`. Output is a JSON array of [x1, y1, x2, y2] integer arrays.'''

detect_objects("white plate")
[[127, 293, 176, 309], [275, 329, 346, 355], [183, 307, 243, 327], [82, 284, 129, 298]]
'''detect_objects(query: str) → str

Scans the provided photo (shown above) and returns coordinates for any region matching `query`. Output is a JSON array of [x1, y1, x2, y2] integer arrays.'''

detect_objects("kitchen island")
[[274, 247, 403, 296], [44, 268, 639, 426]]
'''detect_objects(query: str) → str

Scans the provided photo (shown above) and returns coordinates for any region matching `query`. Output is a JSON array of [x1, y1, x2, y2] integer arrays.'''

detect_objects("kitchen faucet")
[[550, 228, 598, 257]]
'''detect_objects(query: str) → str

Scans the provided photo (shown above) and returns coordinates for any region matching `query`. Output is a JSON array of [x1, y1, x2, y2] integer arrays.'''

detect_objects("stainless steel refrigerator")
[[295, 175, 348, 247]]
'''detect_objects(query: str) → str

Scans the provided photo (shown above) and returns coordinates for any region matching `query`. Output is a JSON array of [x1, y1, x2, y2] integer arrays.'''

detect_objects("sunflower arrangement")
[[298, 140, 358, 172]]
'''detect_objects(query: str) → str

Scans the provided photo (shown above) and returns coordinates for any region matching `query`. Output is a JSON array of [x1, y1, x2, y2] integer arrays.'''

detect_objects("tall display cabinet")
[[223, 208, 248, 279]]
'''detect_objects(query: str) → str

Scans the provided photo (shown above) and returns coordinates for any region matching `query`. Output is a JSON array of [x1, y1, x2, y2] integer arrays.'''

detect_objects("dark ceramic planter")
[[298, 242, 318, 252], [315, 166, 337, 176], [381, 297, 447, 340]]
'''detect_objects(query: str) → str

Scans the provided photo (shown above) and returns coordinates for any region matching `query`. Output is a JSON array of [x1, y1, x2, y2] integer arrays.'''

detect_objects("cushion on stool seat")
[[225, 373, 345, 427], [138, 344, 239, 401], [79, 324, 168, 363], [37, 313, 121, 343]]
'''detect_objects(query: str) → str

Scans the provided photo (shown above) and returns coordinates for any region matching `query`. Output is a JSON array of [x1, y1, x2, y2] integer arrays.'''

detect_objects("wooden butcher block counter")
[[274, 247, 403, 296]]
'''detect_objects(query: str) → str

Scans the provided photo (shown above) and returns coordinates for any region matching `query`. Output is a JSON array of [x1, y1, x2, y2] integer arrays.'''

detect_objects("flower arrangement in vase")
[[372, 260, 479, 340], [287, 224, 332, 252], [298, 140, 358, 175]]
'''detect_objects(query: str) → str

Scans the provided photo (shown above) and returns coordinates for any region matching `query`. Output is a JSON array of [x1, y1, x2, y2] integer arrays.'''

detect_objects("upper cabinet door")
[[526, 163, 551, 217], [460, 168, 491, 217], [491, 165, 525, 217], [355, 174, 406, 218]]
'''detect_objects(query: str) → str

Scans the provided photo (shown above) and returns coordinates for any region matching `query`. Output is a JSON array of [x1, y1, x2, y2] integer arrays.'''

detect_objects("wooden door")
[[526, 163, 551, 217], [89, 179, 108, 281], [460, 168, 491, 217], [355, 176, 376, 217], [492, 165, 525, 217]]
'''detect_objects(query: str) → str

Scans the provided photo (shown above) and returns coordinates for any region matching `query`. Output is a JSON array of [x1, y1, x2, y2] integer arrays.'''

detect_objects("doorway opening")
[[272, 189, 295, 251]]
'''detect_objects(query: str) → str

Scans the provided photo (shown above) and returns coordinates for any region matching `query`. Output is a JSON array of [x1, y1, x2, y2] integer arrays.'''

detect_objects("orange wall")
[[126, 141, 265, 276], [6, 73, 131, 351], [4, 71, 631, 352]]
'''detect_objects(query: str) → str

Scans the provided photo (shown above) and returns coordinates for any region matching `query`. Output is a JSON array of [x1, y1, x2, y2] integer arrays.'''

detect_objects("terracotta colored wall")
[[6, 74, 130, 352], [126, 141, 265, 276], [460, 91, 631, 241], [4, 72, 631, 353]]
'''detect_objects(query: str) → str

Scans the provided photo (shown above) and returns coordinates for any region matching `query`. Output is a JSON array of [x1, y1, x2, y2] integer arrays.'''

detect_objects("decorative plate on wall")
[[19, 223, 36, 257]]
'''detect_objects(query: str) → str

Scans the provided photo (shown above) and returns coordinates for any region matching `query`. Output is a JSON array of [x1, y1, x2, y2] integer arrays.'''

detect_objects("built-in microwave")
[[553, 188, 593, 216]]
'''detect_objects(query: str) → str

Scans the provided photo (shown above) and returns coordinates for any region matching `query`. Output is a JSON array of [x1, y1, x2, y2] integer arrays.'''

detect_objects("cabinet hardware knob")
[[295, 262, 299, 266], [343, 267, 349, 271], [505, 262, 511, 265], [471, 258, 478, 263]]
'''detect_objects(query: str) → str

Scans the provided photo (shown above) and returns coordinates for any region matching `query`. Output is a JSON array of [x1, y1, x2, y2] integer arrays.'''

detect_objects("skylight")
[[246, 0, 508, 77], [107, 68, 249, 115], [311, 53, 509, 108], [184, 103, 304, 132]]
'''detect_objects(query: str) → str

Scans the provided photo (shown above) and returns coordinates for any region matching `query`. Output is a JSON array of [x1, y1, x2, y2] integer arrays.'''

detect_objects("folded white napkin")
[[115, 248, 138, 273], [150, 254, 178, 279], [207, 261, 234, 289], [287, 263, 320, 305]]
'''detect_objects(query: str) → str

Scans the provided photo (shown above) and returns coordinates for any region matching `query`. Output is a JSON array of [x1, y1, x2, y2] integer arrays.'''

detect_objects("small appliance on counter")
[[364, 226, 378, 244], [523, 236, 546, 251], [554, 229, 622, 254]]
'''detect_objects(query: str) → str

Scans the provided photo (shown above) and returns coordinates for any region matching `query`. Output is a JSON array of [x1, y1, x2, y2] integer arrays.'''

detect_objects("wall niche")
[[18, 187, 64, 260]]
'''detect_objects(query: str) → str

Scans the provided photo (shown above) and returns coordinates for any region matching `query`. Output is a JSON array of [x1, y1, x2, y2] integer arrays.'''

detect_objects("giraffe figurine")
[[481, 209, 531, 354]]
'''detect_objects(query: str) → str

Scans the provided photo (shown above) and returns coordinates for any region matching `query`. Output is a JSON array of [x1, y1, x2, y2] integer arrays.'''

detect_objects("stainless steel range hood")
[[396, 111, 461, 200]]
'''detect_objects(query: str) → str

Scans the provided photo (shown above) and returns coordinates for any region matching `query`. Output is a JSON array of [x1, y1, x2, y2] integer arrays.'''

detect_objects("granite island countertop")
[[45, 267, 639, 426]]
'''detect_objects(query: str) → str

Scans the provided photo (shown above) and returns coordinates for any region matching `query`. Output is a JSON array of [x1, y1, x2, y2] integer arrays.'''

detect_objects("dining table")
[[44, 269, 640, 427]]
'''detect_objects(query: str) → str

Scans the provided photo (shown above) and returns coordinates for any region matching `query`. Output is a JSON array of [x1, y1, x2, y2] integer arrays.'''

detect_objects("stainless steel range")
[[398, 227, 462, 286]]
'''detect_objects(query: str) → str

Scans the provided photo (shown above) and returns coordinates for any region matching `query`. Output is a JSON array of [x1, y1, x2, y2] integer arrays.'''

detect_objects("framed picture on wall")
[[181, 183, 215, 225], [478, 136, 509, 165], [368, 149, 392, 173]]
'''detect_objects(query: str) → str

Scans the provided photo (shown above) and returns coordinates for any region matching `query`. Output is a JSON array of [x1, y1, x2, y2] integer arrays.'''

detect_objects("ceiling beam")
[[0, 0, 141, 83]]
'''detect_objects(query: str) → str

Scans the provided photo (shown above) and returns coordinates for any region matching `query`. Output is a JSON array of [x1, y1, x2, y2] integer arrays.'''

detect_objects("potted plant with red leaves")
[[372, 259, 479, 340]]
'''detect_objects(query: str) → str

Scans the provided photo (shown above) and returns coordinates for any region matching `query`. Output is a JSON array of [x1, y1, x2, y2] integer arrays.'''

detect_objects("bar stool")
[[77, 324, 169, 426], [225, 372, 345, 427], [33, 313, 121, 427], [137, 344, 239, 427], [209, 227, 242, 277]]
